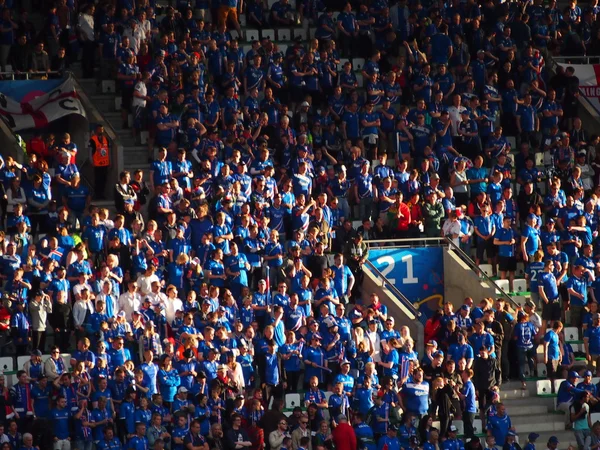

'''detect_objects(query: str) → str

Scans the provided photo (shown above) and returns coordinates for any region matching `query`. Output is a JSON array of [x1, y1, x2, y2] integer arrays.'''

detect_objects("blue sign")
[[369, 247, 444, 320]]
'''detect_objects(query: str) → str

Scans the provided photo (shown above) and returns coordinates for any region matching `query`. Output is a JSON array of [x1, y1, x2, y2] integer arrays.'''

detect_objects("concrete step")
[[502, 404, 548, 416], [90, 94, 120, 112], [510, 414, 565, 429]]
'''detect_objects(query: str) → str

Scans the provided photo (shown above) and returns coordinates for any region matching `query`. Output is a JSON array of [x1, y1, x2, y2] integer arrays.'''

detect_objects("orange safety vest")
[[91, 135, 110, 167]]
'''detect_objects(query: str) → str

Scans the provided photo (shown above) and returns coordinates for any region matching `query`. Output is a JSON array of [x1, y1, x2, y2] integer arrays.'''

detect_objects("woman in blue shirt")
[[157, 356, 180, 406], [280, 331, 303, 392]]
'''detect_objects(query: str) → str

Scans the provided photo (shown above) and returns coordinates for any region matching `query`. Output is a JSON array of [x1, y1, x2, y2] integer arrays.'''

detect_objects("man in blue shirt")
[[544, 320, 563, 386], [516, 94, 539, 149], [494, 216, 517, 292], [51, 396, 71, 447], [486, 403, 513, 446], [539, 259, 564, 335], [584, 313, 600, 377], [567, 264, 595, 329], [377, 424, 400, 450]]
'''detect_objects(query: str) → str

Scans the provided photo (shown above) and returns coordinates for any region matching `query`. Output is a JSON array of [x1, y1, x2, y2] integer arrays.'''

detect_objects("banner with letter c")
[[0, 76, 86, 131], [368, 247, 444, 321]]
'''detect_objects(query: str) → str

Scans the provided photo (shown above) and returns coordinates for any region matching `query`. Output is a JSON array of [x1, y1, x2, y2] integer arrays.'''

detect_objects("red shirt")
[[332, 423, 357, 450], [396, 202, 412, 231]]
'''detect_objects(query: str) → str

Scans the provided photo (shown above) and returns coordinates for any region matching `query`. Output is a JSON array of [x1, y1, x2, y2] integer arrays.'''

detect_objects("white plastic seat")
[[285, 393, 301, 409], [0, 357, 13, 373], [513, 279, 527, 293], [507, 136, 517, 149], [495, 279, 510, 293], [536, 380, 551, 395], [537, 363, 548, 378], [351, 220, 362, 229], [512, 295, 528, 307], [324, 391, 334, 402], [61, 353, 71, 369], [101, 80, 116, 94], [592, 413, 600, 424], [16, 356, 30, 371], [452, 420, 464, 435], [356, 73, 364, 88], [479, 264, 493, 277], [246, 29, 260, 42], [239, 14, 247, 26], [230, 30, 240, 40], [278, 44, 288, 55], [353, 58, 366, 71], [535, 153, 544, 167], [554, 378, 566, 393], [262, 29, 276, 40], [565, 327, 579, 342], [293, 28, 307, 40], [472, 419, 483, 435], [277, 28, 291, 41]]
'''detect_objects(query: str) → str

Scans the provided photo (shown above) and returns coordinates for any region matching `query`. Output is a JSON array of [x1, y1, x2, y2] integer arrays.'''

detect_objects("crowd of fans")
[[5, 0, 600, 449]]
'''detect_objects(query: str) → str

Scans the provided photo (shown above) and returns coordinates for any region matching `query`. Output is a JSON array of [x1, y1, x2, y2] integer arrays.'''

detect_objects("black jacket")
[[473, 356, 501, 391]]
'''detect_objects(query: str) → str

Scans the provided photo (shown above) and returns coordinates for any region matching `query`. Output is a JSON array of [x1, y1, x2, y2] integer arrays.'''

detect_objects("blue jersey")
[[487, 414, 512, 447], [401, 381, 430, 415], [526, 262, 545, 293], [544, 329, 561, 360]]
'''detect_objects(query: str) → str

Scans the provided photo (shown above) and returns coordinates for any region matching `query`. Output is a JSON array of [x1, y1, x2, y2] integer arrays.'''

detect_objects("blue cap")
[[427, 340, 438, 347], [312, 333, 322, 340], [548, 218, 555, 224], [585, 370, 593, 377], [569, 371, 581, 379], [433, 350, 444, 358], [124, 198, 134, 205], [528, 433, 540, 442], [549, 437, 559, 444], [527, 213, 537, 221], [507, 431, 516, 437], [461, 304, 470, 311]]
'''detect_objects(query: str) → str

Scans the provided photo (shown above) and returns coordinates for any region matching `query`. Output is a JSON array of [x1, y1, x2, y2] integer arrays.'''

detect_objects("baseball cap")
[[340, 359, 351, 366], [584, 370, 593, 377], [31, 350, 42, 357], [528, 433, 540, 442], [300, 101, 310, 107], [507, 431, 516, 437], [461, 304, 470, 311], [178, 386, 188, 394], [549, 437, 559, 444], [433, 350, 444, 358], [427, 340, 438, 347], [449, 425, 458, 432], [569, 371, 581, 379], [527, 213, 537, 221]]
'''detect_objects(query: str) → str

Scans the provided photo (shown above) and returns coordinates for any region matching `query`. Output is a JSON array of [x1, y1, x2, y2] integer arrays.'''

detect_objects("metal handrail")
[[442, 237, 521, 310], [363, 236, 521, 310], [0, 71, 63, 80], [364, 259, 422, 318]]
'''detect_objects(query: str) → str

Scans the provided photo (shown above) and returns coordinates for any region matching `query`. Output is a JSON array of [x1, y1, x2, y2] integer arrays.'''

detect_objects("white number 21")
[[376, 254, 419, 285]]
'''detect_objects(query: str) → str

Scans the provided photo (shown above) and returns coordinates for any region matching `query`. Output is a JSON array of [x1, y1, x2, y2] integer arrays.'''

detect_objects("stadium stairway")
[[71, 63, 152, 182]]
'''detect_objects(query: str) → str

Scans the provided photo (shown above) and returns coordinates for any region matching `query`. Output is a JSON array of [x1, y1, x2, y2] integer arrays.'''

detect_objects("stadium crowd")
[[4, 0, 600, 449]]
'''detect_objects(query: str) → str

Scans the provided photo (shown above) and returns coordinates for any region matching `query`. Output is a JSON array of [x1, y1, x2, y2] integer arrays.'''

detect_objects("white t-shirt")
[[132, 81, 147, 108]]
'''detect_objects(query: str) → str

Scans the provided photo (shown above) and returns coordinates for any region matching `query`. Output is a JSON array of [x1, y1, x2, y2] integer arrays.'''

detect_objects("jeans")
[[54, 439, 71, 450], [517, 346, 536, 381], [73, 440, 93, 450], [574, 429, 591, 450], [463, 411, 476, 439]]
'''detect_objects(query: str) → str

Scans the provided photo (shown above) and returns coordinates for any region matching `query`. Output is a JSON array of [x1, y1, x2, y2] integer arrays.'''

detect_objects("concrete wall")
[[443, 249, 496, 308], [362, 267, 425, 357]]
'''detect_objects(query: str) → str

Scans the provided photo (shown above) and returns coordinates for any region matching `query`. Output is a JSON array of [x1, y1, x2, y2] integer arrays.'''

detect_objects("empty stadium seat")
[[0, 357, 13, 373], [452, 420, 464, 435], [230, 30, 240, 40], [102, 80, 116, 94], [564, 327, 579, 342], [356, 73, 364, 88], [239, 14, 247, 26], [537, 362, 548, 378], [246, 29, 260, 42], [479, 264, 493, 277], [324, 391, 334, 402], [534, 153, 544, 167], [278, 44, 288, 54], [512, 295, 527, 307], [592, 413, 600, 424], [293, 28, 307, 40], [277, 28, 291, 41], [285, 393, 301, 409], [338, 58, 350, 71], [353, 58, 366, 71], [262, 29, 276, 40], [554, 378, 566, 393], [513, 279, 527, 293], [536, 379, 551, 395], [472, 419, 483, 434], [495, 279, 509, 292]]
